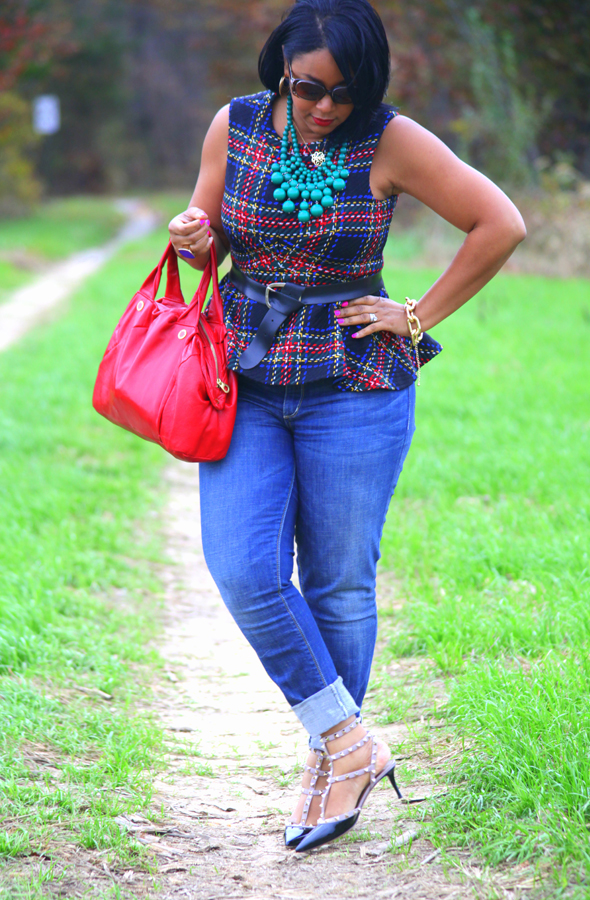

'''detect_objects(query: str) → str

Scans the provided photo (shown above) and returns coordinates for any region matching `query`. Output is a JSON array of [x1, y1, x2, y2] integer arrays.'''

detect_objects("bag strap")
[[138, 240, 223, 326], [138, 241, 184, 304], [185, 241, 224, 327]]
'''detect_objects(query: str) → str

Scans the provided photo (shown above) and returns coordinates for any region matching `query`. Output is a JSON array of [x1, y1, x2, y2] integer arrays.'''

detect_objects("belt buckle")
[[265, 282, 286, 309]]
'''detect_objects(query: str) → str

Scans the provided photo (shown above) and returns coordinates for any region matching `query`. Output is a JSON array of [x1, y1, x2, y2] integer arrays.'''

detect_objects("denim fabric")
[[199, 374, 415, 738]]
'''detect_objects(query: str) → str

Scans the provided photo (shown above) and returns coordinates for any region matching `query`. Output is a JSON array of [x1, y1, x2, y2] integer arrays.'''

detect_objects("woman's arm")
[[168, 104, 230, 271], [337, 115, 527, 337]]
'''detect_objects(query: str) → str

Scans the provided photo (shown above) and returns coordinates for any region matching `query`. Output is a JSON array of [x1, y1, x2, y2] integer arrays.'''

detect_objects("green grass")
[[379, 262, 590, 881], [0, 196, 127, 260], [0, 196, 128, 304], [0, 221, 182, 880]]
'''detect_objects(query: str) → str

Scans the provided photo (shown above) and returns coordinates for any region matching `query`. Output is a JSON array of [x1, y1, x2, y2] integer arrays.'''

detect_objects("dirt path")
[[123, 461, 535, 900], [0, 198, 159, 353]]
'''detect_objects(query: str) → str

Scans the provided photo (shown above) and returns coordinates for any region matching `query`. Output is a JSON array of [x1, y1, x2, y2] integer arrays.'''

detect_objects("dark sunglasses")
[[288, 63, 353, 105]]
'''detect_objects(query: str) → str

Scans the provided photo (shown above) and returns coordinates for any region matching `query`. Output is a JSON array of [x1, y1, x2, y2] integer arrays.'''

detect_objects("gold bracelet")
[[404, 298, 423, 386]]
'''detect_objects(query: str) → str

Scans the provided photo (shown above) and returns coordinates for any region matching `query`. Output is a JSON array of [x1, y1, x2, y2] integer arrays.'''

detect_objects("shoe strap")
[[298, 749, 326, 826], [322, 715, 362, 744], [326, 732, 371, 761], [317, 807, 362, 825], [318, 729, 378, 822], [327, 762, 375, 783]]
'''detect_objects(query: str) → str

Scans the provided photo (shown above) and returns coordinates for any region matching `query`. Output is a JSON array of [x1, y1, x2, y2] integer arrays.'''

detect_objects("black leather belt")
[[229, 265, 384, 370]]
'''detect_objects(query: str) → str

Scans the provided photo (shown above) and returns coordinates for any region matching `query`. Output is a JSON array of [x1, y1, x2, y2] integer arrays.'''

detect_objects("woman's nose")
[[315, 94, 336, 115]]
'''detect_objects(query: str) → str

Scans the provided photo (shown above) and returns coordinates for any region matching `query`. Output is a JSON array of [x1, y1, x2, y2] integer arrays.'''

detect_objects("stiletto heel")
[[387, 767, 403, 800], [295, 717, 403, 853]]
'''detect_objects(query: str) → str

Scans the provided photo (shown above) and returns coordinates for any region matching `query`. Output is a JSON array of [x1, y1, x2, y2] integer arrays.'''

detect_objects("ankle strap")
[[322, 715, 362, 744]]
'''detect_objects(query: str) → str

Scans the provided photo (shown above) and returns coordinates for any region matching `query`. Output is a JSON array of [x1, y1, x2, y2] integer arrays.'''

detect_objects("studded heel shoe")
[[294, 716, 403, 853], [284, 747, 329, 849]]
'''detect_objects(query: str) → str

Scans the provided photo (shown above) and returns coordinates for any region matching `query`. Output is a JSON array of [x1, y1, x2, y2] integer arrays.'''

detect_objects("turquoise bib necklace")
[[270, 93, 350, 223]]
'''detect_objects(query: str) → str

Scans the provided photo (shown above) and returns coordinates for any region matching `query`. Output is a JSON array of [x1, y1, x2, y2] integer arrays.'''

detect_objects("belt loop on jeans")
[[229, 265, 384, 370]]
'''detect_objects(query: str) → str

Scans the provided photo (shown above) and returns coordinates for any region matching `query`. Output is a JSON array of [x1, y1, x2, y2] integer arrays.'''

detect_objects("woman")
[[168, 0, 526, 852]]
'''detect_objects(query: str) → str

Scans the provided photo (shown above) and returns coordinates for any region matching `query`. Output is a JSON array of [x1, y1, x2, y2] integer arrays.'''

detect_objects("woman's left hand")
[[335, 295, 411, 339]]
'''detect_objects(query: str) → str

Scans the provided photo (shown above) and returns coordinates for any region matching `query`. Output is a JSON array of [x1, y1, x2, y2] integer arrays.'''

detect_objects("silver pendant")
[[311, 150, 326, 167]]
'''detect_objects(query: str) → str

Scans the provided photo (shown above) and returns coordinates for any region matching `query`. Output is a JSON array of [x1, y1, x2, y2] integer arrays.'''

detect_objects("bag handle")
[[138, 240, 224, 325], [184, 241, 224, 327], [138, 241, 184, 304]]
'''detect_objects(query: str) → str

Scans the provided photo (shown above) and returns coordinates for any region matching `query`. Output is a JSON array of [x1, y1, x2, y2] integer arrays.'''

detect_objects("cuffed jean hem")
[[291, 677, 360, 742]]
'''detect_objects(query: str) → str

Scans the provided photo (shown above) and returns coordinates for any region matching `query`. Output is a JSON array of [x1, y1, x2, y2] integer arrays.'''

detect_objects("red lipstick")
[[312, 116, 334, 126]]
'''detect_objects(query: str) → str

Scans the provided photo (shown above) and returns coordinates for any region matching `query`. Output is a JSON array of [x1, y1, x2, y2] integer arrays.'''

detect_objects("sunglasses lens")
[[333, 88, 353, 104], [293, 81, 325, 102]]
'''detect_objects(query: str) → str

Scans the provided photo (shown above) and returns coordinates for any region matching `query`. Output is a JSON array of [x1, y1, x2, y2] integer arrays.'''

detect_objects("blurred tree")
[[0, 0, 76, 214], [482, 1, 590, 176], [2, 0, 588, 201], [0, 92, 42, 216], [0, 0, 77, 92], [18, 0, 213, 195]]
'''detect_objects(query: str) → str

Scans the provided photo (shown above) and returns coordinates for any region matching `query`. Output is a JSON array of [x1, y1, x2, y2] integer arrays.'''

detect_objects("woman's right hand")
[[168, 206, 213, 259]]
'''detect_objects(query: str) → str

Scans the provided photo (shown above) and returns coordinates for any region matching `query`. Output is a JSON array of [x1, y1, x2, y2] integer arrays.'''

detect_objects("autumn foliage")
[[1, 0, 588, 209]]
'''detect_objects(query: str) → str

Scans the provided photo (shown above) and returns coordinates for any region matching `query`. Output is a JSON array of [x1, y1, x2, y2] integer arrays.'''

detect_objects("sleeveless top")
[[219, 90, 442, 391]]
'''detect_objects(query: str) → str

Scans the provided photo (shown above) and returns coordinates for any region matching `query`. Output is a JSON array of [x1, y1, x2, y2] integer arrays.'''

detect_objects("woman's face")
[[284, 48, 355, 138]]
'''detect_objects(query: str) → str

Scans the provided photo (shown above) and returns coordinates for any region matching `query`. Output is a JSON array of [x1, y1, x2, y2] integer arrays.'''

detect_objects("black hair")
[[258, 0, 393, 141]]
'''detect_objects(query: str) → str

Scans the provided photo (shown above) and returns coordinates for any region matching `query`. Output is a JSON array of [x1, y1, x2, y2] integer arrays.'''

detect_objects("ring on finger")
[[369, 313, 378, 324]]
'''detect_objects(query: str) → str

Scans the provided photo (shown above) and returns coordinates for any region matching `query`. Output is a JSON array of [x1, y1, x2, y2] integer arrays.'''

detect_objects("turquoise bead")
[[271, 171, 284, 184], [326, 177, 334, 186], [282, 199, 296, 213], [273, 188, 287, 201], [287, 187, 300, 200], [271, 162, 280, 172], [299, 200, 309, 209], [311, 204, 323, 217], [323, 187, 332, 195], [310, 189, 323, 202], [298, 210, 310, 222], [333, 178, 346, 191], [321, 195, 334, 208], [301, 190, 310, 199], [340, 168, 350, 177]]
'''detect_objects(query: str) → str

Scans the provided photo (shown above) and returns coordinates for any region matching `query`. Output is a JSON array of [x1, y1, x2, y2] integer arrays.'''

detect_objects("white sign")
[[32, 95, 61, 135]]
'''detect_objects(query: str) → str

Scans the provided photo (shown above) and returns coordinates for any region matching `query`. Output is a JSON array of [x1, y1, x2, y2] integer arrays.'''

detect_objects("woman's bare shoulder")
[[204, 104, 230, 147], [374, 113, 470, 197], [380, 114, 456, 163]]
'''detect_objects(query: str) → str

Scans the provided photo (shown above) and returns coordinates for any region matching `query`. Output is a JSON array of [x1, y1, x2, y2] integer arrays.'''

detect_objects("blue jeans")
[[200, 374, 415, 742]]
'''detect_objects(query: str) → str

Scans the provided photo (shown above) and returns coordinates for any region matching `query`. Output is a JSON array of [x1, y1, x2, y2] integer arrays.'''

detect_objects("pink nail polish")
[[352, 333, 359, 338], [206, 219, 210, 225], [342, 301, 349, 307]]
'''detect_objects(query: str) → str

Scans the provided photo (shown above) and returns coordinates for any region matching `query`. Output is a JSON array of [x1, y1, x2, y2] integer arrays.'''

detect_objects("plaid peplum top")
[[219, 90, 442, 391]]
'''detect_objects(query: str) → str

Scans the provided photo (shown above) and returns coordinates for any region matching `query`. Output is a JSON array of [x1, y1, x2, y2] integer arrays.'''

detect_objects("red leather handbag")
[[92, 241, 237, 462]]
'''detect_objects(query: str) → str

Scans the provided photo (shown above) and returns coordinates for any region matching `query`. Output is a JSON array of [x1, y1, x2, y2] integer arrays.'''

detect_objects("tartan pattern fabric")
[[220, 90, 442, 390]]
